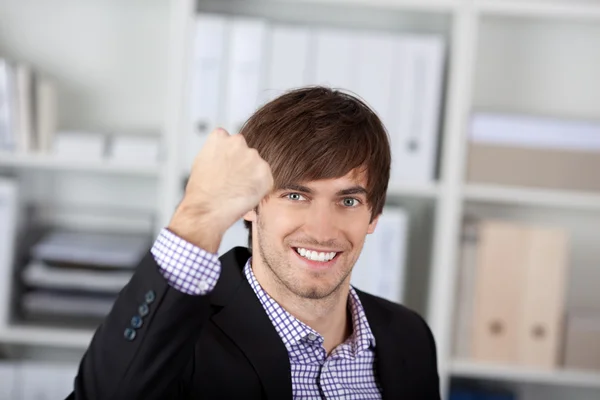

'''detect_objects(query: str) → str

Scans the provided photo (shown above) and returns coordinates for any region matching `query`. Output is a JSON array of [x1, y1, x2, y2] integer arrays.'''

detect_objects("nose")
[[303, 203, 339, 244]]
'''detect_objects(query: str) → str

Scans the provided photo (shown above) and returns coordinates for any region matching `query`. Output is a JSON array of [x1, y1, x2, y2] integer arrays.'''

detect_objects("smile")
[[294, 247, 339, 262]]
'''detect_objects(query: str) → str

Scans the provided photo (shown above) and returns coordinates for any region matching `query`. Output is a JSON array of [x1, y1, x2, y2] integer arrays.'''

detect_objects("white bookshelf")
[[450, 360, 600, 390], [1, 1, 600, 399], [0, 152, 161, 177]]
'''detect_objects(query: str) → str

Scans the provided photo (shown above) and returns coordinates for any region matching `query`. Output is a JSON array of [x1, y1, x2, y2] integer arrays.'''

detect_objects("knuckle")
[[211, 127, 229, 139]]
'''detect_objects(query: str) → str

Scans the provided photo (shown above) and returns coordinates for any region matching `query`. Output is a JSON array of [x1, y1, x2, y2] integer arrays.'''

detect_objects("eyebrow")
[[278, 184, 367, 197]]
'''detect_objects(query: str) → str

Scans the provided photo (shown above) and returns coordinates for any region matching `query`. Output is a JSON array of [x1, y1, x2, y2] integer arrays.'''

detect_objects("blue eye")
[[342, 198, 359, 207], [287, 193, 305, 201]]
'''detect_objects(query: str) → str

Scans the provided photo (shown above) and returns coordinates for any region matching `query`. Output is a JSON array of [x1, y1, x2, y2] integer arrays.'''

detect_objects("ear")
[[366, 214, 380, 234], [243, 208, 257, 223]]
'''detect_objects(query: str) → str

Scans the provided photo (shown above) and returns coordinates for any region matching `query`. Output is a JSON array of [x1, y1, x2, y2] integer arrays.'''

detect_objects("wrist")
[[168, 200, 228, 253]]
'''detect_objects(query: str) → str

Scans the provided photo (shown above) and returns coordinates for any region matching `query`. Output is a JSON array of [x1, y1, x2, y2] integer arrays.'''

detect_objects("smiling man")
[[70, 87, 440, 399]]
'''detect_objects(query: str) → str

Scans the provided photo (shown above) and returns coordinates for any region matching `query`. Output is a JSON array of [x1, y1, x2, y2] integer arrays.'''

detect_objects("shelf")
[[477, 0, 600, 21], [450, 359, 600, 389], [268, 0, 459, 12], [463, 184, 600, 212], [0, 325, 94, 349], [0, 152, 160, 177], [387, 182, 440, 199]]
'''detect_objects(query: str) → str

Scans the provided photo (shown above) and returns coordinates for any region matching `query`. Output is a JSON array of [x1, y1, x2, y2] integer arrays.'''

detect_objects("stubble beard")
[[255, 217, 352, 301]]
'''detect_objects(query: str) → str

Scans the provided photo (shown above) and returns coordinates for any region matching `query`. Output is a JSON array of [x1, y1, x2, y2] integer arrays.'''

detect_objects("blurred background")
[[1, 0, 600, 399]]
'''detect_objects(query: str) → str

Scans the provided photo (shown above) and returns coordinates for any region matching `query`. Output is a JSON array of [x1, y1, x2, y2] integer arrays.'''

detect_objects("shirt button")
[[307, 333, 317, 341], [198, 280, 209, 292]]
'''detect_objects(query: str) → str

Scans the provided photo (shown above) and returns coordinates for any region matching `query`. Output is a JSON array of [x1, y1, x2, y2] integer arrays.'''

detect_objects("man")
[[69, 87, 440, 399]]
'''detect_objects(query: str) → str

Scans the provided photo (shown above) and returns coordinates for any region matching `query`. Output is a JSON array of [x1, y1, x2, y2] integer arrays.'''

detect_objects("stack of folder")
[[18, 229, 150, 325], [453, 218, 571, 369]]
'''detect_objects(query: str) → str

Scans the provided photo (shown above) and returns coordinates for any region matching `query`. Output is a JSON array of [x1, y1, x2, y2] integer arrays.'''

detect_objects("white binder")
[[390, 35, 445, 185], [224, 17, 268, 134], [264, 24, 312, 102], [351, 208, 409, 304], [185, 14, 228, 172], [314, 28, 355, 89], [352, 31, 395, 130]]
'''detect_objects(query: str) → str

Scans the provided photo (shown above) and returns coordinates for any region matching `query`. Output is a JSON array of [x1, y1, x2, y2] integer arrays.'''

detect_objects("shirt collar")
[[243, 258, 376, 355]]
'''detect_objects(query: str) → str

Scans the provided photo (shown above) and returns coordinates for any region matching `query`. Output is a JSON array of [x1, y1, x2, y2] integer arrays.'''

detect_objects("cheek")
[[260, 203, 303, 239]]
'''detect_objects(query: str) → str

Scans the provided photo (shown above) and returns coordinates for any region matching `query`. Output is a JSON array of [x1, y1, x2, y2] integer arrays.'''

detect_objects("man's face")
[[244, 169, 379, 300]]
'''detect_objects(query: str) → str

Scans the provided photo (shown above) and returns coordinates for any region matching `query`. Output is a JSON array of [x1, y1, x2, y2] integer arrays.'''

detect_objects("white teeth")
[[295, 247, 337, 262]]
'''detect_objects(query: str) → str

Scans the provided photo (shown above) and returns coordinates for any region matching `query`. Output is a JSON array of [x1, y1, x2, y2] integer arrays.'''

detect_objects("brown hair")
[[240, 86, 391, 247]]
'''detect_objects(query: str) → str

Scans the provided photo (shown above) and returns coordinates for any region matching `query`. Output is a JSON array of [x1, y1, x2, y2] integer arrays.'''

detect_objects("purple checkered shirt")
[[151, 228, 382, 399]]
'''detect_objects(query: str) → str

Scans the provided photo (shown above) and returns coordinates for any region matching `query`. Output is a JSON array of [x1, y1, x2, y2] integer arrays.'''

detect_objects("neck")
[[252, 261, 352, 354]]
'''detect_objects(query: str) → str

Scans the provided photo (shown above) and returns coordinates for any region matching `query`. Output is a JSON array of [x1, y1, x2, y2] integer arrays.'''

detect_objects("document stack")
[[18, 229, 150, 326], [185, 14, 446, 186], [0, 59, 57, 154], [453, 218, 570, 369]]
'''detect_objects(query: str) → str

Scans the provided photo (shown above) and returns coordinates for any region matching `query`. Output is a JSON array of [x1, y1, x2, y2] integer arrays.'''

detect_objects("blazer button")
[[145, 290, 156, 304], [131, 315, 143, 329], [138, 303, 149, 317], [124, 328, 137, 341]]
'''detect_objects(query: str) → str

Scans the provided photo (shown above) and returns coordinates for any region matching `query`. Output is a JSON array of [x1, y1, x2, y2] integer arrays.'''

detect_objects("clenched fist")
[[168, 128, 274, 253]]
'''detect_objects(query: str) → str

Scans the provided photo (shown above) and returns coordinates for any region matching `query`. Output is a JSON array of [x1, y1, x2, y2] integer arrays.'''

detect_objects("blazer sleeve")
[[69, 251, 214, 400]]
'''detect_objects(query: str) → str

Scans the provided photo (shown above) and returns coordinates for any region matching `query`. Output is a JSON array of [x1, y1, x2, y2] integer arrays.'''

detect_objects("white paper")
[[470, 112, 600, 152], [109, 135, 160, 164], [22, 261, 133, 293], [52, 131, 106, 161], [31, 230, 150, 268]]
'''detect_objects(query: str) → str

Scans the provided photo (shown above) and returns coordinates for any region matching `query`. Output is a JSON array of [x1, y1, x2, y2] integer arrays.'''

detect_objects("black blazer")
[[68, 247, 440, 399]]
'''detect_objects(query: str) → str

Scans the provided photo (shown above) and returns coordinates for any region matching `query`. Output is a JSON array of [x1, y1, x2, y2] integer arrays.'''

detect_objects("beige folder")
[[466, 143, 600, 193], [471, 220, 528, 364], [470, 220, 569, 368], [518, 226, 569, 368]]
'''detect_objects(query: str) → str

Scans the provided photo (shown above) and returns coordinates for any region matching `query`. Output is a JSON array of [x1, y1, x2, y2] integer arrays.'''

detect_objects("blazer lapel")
[[210, 248, 292, 399], [358, 291, 408, 400]]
